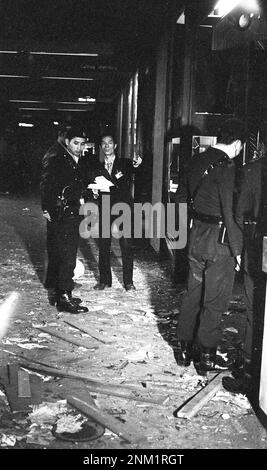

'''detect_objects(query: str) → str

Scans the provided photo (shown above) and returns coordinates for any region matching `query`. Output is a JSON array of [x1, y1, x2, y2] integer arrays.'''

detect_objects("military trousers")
[[45, 216, 80, 292], [177, 253, 236, 349]]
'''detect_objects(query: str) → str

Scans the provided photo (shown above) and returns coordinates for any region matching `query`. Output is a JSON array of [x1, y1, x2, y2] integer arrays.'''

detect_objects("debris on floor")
[[0, 196, 266, 450]]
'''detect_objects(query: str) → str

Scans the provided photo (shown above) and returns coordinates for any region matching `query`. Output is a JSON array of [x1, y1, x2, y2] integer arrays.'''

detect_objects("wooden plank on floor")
[[19, 361, 169, 405], [177, 372, 225, 419], [66, 395, 145, 444], [34, 326, 99, 350], [17, 368, 31, 397], [63, 319, 112, 344], [0, 363, 43, 411]]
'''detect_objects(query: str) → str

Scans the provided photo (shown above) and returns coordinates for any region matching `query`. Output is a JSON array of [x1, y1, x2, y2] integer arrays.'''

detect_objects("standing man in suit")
[[92, 134, 142, 291], [40, 125, 89, 314]]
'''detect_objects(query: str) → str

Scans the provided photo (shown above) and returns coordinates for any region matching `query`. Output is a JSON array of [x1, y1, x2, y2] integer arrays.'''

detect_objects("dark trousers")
[[243, 229, 265, 358], [98, 236, 133, 286], [45, 216, 80, 292], [177, 253, 235, 349], [98, 208, 133, 286]]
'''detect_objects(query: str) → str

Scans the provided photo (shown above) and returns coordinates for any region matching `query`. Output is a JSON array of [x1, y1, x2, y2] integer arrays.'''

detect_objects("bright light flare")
[[214, 0, 259, 17], [0, 292, 20, 340]]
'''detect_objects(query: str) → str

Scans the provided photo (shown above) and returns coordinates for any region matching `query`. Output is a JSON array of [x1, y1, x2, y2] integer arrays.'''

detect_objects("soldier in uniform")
[[223, 145, 267, 395], [40, 126, 89, 313], [174, 119, 247, 374]]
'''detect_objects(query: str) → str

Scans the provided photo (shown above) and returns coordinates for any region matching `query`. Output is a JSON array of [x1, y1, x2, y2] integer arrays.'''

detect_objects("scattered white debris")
[[55, 414, 87, 434], [26, 424, 54, 446], [17, 343, 49, 349], [0, 433, 17, 446], [29, 400, 68, 425], [232, 394, 251, 410], [38, 333, 52, 338], [126, 345, 155, 361], [213, 390, 251, 410], [2, 336, 29, 343]]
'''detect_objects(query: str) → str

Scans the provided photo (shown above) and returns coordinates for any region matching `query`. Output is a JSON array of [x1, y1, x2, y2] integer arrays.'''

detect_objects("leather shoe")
[[48, 289, 81, 306], [56, 292, 88, 314], [222, 376, 252, 396], [93, 283, 112, 290], [124, 283, 136, 291], [47, 288, 57, 306], [67, 290, 82, 304], [174, 340, 193, 367], [195, 348, 233, 376]]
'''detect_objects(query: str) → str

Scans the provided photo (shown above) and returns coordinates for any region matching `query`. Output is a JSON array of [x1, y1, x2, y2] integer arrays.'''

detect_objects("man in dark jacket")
[[91, 134, 142, 291], [40, 126, 89, 313], [223, 149, 267, 395], [175, 118, 247, 374]]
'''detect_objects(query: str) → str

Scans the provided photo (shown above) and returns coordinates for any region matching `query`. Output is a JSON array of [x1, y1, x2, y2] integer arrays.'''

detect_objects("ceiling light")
[[19, 107, 49, 111], [237, 12, 252, 30], [56, 108, 89, 112], [30, 51, 98, 57], [214, 0, 240, 17], [0, 50, 98, 57], [0, 74, 28, 78], [10, 100, 42, 103], [57, 101, 90, 105], [42, 76, 94, 81], [18, 122, 34, 127], [53, 121, 59, 125], [213, 0, 259, 17]]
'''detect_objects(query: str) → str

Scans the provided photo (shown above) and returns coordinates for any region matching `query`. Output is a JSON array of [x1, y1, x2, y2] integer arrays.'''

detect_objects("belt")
[[192, 211, 223, 224]]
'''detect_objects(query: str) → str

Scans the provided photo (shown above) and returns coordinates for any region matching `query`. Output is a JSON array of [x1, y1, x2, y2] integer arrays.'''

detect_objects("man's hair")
[[217, 118, 247, 145], [99, 133, 116, 145], [65, 126, 87, 141]]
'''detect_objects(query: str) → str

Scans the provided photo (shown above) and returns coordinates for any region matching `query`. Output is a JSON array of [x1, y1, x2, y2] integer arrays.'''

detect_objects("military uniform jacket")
[[235, 157, 267, 236], [40, 142, 88, 220], [176, 147, 242, 257]]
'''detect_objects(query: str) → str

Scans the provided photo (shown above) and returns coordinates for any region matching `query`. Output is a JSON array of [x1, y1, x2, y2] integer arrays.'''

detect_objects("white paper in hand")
[[88, 176, 114, 192]]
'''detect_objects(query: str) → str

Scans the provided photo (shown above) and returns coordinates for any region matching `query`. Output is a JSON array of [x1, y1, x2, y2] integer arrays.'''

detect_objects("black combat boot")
[[47, 288, 57, 306], [56, 291, 88, 314], [196, 347, 232, 376], [174, 340, 193, 367], [222, 356, 252, 396]]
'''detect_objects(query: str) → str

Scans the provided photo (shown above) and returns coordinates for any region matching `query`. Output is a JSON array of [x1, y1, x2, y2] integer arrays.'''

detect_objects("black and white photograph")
[[0, 0, 267, 461]]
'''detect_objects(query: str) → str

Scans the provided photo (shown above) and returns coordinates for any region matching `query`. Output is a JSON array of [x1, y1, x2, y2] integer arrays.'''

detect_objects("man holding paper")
[[90, 134, 142, 291]]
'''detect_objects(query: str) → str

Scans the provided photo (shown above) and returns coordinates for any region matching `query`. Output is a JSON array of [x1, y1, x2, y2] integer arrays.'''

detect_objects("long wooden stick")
[[64, 319, 112, 344], [177, 372, 224, 419], [66, 395, 143, 443], [19, 362, 168, 405], [34, 326, 99, 350]]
